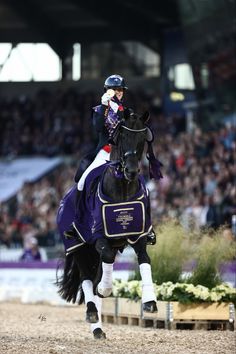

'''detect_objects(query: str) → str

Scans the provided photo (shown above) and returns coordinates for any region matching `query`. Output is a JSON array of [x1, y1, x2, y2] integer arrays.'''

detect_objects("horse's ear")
[[140, 111, 150, 124]]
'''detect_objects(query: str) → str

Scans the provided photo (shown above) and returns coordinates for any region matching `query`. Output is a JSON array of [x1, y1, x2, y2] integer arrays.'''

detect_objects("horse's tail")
[[56, 244, 101, 304], [56, 252, 83, 304]]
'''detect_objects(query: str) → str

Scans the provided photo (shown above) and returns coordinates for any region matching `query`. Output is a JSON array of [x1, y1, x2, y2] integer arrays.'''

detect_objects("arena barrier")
[[101, 297, 235, 331], [0, 258, 135, 305]]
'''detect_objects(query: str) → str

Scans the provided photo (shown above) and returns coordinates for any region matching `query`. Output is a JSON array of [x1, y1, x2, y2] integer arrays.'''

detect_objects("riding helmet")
[[104, 74, 128, 90]]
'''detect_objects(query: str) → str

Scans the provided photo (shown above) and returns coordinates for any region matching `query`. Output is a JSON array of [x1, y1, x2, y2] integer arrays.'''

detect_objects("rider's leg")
[[132, 237, 157, 307], [64, 149, 110, 239], [77, 149, 110, 191], [95, 238, 116, 298]]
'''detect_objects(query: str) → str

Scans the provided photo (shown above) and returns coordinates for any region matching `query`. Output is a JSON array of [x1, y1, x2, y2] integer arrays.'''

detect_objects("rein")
[[120, 125, 147, 133], [109, 124, 147, 181], [109, 119, 163, 181]]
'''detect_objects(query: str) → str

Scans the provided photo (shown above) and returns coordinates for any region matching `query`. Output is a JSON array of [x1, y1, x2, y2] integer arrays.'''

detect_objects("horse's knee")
[[95, 238, 116, 264], [101, 246, 116, 263], [132, 238, 150, 264], [137, 252, 150, 265]]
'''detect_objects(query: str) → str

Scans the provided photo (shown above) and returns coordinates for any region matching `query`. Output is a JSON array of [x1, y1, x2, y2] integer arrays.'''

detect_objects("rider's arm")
[[92, 105, 108, 131]]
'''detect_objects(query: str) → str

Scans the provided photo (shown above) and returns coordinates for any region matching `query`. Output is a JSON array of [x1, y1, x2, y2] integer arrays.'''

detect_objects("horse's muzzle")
[[124, 168, 139, 181]]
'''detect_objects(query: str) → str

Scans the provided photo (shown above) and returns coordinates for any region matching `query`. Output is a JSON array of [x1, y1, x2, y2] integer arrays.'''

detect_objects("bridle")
[[112, 123, 148, 181]]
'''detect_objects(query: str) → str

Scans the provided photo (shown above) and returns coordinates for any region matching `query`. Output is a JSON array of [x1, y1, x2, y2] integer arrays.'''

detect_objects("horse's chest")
[[103, 180, 139, 202]]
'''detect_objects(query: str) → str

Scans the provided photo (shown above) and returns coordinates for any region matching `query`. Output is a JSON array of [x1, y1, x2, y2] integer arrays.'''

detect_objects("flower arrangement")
[[112, 280, 236, 305], [114, 222, 236, 305], [147, 221, 236, 288]]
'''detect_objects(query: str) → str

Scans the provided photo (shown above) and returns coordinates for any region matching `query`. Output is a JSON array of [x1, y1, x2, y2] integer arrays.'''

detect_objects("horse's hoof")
[[96, 284, 112, 298], [86, 302, 99, 323], [93, 328, 106, 340], [143, 300, 158, 313]]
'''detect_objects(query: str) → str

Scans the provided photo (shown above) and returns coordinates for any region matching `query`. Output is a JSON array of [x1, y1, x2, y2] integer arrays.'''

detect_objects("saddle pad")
[[102, 201, 145, 238]]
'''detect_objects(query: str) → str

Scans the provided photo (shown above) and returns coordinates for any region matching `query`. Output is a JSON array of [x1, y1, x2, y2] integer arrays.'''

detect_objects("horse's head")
[[111, 110, 150, 181]]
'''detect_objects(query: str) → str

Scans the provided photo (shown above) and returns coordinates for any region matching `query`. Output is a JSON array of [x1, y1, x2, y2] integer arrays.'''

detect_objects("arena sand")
[[0, 302, 235, 354]]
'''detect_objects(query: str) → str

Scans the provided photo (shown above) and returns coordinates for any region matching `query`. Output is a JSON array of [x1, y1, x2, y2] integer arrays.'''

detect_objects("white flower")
[[210, 291, 222, 302], [112, 280, 236, 303]]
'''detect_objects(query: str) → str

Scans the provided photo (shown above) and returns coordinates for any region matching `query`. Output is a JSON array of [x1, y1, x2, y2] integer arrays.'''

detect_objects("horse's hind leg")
[[90, 295, 106, 339], [132, 237, 157, 313], [75, 246, 100, 323], [82, 280, 99, 323]]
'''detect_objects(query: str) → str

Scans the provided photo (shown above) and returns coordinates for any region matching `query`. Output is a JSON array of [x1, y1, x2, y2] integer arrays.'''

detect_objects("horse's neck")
[[102, 168, 139, 202]]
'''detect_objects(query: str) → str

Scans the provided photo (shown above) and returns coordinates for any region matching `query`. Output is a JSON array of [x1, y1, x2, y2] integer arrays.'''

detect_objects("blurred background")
[[0, 0, 235, 303]]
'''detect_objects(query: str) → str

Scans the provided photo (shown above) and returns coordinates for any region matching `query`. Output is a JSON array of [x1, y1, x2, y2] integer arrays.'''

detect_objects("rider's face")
[[114, 88, 124, 101]]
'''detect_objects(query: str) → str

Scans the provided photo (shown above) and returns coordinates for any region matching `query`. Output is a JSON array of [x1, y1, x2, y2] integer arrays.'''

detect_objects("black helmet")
[[104, 74, 128, 90]]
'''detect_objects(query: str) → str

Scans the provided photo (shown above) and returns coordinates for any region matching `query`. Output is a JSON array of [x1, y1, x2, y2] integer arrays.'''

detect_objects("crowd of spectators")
[[0, 163, 75, 249], [0, 88, 235, 250], [146, 124, 235, 233]]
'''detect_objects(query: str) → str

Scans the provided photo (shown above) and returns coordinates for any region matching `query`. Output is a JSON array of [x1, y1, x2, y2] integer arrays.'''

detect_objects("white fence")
[[0, 246, 136, 305]]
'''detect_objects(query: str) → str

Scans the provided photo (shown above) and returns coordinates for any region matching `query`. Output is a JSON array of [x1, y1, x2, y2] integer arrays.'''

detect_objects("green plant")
[[188, 230, 235, 289], [147, 220, 192, 284], [131, 221, 235, 289]]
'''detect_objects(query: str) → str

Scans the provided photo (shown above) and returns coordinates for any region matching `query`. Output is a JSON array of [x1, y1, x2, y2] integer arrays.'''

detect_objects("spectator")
[[20, 237, 42, 261]]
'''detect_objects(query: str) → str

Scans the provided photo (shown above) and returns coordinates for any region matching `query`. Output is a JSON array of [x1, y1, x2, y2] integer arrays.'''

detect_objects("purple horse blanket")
[[56, 163, 152, 255]]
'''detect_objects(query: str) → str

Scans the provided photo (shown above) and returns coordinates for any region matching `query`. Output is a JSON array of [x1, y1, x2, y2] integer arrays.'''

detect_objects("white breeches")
[[77, 149, 110, 191]]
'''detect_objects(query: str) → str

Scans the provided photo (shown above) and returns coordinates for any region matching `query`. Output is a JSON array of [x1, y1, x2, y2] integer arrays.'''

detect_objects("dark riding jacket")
[[92, 98, 127, 152], [74, 98, 129, 183]]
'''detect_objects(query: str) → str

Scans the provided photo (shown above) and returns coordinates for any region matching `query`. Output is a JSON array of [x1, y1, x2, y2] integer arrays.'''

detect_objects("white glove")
[[101, 92, 112, 106]]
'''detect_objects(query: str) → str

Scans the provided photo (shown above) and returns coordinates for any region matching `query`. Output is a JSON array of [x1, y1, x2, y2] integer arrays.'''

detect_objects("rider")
[[65, 74, 156, 245], [75, 74, 128, 192]]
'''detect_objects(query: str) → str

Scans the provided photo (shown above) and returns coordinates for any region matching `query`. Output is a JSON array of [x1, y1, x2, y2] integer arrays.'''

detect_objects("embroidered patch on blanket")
[[102, 201, 145, 238]]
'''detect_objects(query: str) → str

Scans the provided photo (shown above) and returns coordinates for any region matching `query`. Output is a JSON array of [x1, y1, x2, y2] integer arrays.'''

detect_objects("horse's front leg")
[[95, 238, 117, 297], [131, 237, 158, 313]]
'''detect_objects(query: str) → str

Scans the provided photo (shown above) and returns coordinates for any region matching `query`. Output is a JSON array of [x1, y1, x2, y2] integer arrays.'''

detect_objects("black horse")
[[56, 110, 160, 339]]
